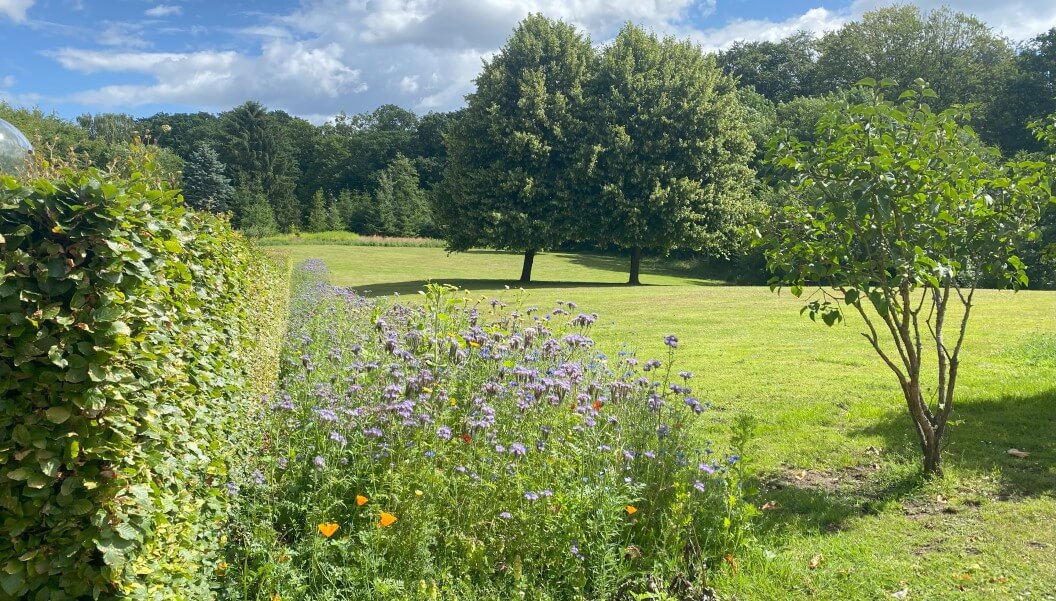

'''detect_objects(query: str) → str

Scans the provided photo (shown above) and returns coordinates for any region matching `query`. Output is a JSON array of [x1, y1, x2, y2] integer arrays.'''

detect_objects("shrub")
[[222, 260, 756, 600], [0, 154, 289, 598]]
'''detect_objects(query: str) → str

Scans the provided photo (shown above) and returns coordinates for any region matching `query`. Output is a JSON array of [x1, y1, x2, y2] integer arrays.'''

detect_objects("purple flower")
[[693, 480, 706, 492], [524, 491, 540, 501], [664, 334, 679, 348], [329, 431, 347, 445], [499, 512, 513, 520], [698, 462, 716, 474], [252, 470, 265, 485], [657, 424, 671, 439], [313, 456, 326, 469], [225, 481, 239, 497], [644, 451, 656, 460], [437, 425, 453, 441], [510, 442, 527, 457]]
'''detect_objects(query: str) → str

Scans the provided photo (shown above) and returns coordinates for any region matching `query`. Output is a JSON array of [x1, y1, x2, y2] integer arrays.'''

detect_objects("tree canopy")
[[758, 80, 1053, 474], [437, 13, 595, 281]]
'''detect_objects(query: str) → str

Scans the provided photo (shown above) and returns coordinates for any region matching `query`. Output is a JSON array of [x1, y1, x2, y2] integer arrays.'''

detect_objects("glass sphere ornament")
[[0, 118, 32, 173]]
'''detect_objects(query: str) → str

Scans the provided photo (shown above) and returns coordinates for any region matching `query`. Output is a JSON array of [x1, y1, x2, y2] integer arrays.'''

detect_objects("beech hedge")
[[0, 162, 289, 599]]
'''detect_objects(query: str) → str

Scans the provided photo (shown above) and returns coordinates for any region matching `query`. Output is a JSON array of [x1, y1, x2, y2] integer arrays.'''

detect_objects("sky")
[[2, 0, 1055, 123]]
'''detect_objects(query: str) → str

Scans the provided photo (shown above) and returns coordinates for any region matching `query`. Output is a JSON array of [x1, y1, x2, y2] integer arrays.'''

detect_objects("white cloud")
[[850, 0, 1056, 41], [690, 7, 848, 52], [42, 0, 1056, 118], [0, 0, 34, 22], [1, 75, 14, 88], [145, 4, 181, 18], [52, 42, 364, 115], [399, 75, 419, 93]]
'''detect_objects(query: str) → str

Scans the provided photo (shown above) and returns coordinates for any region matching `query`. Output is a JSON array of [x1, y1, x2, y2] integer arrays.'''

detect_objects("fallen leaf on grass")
[[809, 554, 824, 569], [794, 470, 807, 480], [1007, 448, 1031, 458]]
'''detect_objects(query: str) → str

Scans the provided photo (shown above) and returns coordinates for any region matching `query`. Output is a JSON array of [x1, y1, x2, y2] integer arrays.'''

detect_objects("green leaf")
[[45, 407, 72, 424]]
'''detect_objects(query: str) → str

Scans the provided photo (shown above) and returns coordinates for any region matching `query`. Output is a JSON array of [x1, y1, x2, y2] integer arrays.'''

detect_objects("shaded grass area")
[[277, 244, 1056, 600]]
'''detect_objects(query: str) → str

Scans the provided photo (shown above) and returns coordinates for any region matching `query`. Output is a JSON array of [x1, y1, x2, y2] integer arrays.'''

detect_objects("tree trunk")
[[519, 249, 536, 283], [628, 247, 642, 285], [923, 438, 943, 476]]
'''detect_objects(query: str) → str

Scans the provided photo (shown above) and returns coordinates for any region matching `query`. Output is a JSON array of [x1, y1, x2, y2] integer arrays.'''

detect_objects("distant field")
[[278, 244, 1056, 600]]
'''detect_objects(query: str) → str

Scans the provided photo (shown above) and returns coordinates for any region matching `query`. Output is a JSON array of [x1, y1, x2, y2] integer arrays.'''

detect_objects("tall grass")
[[259, 231, 446, 248]]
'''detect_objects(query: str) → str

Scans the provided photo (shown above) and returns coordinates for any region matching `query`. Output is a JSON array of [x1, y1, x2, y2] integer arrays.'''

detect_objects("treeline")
[[1, 4, 1053, 285], [0, 100, 452, 238]]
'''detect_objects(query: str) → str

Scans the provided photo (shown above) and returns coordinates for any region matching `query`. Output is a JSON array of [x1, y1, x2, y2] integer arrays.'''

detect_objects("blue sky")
[[2, 0, 1055, 122]]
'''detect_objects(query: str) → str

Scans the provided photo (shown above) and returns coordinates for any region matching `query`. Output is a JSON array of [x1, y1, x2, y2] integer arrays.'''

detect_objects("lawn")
[[279, 244, 1056, 600]]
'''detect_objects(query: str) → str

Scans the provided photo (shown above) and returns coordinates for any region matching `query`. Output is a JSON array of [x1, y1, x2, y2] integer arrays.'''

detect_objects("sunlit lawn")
[[278, 243, 1056, 600]]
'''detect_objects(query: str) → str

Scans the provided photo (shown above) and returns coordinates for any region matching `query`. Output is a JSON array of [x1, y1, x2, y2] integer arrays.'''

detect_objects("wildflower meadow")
[[220, 260, 757, 600]]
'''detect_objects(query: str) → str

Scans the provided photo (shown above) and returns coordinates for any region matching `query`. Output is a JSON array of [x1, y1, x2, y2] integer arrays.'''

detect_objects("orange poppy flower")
[[625, 505, 637, 515], [593, 400, 602, 411], [318, 522, 339, 538], [461, 432, 472, 444], [356, 494, 368, 506], [379, 512, 398, 528]]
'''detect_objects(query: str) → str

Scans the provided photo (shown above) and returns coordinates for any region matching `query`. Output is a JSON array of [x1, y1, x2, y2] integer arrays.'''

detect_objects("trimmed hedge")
[[0, 163, 289, 599]]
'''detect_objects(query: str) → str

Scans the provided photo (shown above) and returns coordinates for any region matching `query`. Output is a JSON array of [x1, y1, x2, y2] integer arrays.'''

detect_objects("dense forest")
[[2, 5, 1054, 285]]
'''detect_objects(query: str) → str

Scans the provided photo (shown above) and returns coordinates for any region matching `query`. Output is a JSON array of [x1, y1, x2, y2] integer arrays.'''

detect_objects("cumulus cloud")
[[690, 7, 848, 51], [39, 0, 1056, 118], [145, 4, 182, 18], [51, 41, 364, 115], [0, 0, 34, 22]]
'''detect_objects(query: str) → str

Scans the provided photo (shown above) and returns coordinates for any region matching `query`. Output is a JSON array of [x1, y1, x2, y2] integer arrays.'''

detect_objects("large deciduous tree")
[[585, 24, 755, 285], [717, 31, 819, 103], [813, 6, 1015, 142], [438, 14, 594, 282], [758, 80, 1053, 475]]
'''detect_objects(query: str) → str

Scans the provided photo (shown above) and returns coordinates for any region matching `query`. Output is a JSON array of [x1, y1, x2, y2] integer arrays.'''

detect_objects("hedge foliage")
[[0, 153, 289, 599]]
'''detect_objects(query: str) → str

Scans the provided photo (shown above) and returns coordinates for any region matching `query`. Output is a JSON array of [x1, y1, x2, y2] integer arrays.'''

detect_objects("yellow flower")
[[379, 512, 398, 528], [356, 494, 368, 506], [215, 560, 228, 575], [423, 387, 432, 394], [625, 505, 638, 515], [469, 341, 480, 348], [318, 522, 339, 538], [271, 594, 281, 601], [415, 489, 424, 497]]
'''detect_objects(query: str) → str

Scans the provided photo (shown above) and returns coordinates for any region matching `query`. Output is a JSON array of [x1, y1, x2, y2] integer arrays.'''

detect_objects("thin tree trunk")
[[628, 247, 642, 285], [519, 249, 536, 283]]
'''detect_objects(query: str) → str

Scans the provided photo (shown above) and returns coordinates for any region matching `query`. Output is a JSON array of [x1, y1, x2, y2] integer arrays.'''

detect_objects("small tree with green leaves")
[[373, 153, 430, 236], [181, 141, 234, 212], [306, 189, 330, 232], [235, 183, 278, 238], [758, 79, 1053, 475]]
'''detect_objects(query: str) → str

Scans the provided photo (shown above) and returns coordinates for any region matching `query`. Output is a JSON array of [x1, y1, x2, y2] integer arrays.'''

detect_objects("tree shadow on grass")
[[854, 388, 1056, 498], [552, 251, 727, 286], [351, 279, 642, 297], [751, 388, 1055, 538]]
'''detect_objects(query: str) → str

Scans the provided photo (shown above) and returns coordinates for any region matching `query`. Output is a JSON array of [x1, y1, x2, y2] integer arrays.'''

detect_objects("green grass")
[[275, 244, 1056, 600]]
